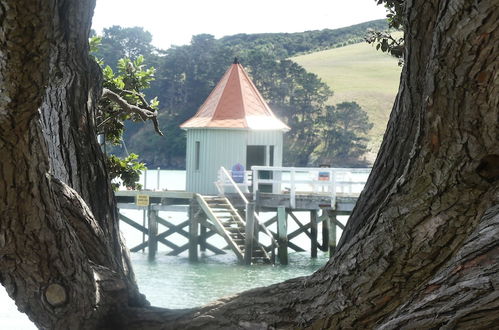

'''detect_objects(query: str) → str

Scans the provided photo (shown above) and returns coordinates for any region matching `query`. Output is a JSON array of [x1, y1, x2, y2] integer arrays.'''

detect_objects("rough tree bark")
[[0, 0, 497, 329], [0, 1, 146, 329]]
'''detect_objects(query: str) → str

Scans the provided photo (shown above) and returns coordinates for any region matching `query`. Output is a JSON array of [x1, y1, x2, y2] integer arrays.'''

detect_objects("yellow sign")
[[136, 195, 150, 207]]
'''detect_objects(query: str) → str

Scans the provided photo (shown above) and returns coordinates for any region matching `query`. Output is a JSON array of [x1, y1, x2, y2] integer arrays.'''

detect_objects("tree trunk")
[[0, 0, 497, 329], [0, 1, 147, 329]]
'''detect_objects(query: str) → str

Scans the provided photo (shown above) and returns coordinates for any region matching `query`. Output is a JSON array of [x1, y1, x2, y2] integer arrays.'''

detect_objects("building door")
[[246, 145, 266, 169], [246, 145, 273, 193]]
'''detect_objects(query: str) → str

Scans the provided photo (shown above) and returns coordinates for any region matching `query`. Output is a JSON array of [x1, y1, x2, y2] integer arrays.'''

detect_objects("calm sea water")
[[1, 170, 352, 328]]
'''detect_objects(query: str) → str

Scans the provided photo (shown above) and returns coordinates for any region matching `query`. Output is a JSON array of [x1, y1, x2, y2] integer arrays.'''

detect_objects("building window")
[[195, 141, 200, 171]]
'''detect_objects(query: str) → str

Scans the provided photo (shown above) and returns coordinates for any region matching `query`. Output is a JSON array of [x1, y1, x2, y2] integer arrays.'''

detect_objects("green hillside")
[[292, 42, 402, 159]]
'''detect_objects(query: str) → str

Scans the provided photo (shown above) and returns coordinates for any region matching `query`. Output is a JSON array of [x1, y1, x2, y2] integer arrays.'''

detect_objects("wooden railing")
[[215, 169, 252, 195], [251, 166, 371, 208]]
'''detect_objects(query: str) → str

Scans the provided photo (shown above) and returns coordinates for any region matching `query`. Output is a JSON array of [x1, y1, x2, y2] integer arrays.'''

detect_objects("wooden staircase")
[[196, 195, 271, 264]]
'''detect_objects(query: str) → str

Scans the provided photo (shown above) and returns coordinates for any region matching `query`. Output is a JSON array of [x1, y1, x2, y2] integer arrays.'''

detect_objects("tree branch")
[[102, 88, 163, 136], [121, 89, 151, 109], [50, 175, 113, 267]]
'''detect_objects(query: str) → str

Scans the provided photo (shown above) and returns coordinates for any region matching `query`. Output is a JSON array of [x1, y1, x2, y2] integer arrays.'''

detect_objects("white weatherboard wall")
[[185, 128, 284, 195]]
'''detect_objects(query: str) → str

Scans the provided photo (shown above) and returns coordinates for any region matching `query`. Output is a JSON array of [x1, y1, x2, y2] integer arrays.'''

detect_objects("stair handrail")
[[219, 167, 279, 251], [219, 167, 250, 204]]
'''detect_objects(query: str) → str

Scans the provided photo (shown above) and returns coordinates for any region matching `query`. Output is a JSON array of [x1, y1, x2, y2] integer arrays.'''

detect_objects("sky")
[[92, 0, 388, 50]]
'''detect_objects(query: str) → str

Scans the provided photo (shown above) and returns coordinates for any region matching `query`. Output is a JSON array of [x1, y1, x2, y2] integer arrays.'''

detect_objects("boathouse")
[[180, 59, 289, 195]]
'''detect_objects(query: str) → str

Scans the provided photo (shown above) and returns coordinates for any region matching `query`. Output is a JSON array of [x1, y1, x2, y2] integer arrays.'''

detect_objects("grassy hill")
[[292, 40, 402, 161]]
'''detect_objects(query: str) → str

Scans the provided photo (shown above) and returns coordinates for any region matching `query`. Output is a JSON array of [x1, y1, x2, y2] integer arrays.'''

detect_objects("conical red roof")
[[180, 61, 289, 130]]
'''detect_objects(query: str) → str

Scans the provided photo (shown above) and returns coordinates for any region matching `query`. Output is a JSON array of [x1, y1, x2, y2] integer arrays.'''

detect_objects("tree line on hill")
[[93, 20, 387, 169]]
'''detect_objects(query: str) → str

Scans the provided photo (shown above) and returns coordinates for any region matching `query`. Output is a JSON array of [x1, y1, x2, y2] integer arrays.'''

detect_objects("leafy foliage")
[[366, 0, 405, 64], [91, 36, 161, 189], [106, 153, 146, 190], [93, 26, 156, 71], [313, 102, 373, 166], [97, 55, 158, 145], [365, 30, 404, 62], [378, 0, 405, 30]]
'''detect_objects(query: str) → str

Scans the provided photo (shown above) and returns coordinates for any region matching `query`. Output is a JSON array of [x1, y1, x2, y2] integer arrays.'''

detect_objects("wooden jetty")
[[116, 166, 369, 265]]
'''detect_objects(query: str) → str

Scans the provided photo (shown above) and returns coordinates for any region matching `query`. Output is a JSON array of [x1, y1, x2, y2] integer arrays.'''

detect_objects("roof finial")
[[233, 57, 239, 64]]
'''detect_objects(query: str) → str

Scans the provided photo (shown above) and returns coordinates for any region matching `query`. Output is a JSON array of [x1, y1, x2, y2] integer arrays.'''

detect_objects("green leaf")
[[89, 36, 102, 54]]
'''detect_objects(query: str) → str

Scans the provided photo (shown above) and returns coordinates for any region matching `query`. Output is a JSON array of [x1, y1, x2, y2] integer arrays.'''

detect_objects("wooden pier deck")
[[116, 190, 360, 264], [116, 166, 369, 265]]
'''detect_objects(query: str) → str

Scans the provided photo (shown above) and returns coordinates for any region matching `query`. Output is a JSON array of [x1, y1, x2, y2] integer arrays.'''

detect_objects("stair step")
[[225, 226, 242, 231], [207, 204, 230, 208], [225, 226, 243, 231], [226, 225, 244, 229], [204, 200, 227, 204], [222, 218, 241, 222], [216, 211, 239, 216], [227, 227, 243, 232], [225, 227, 242, 232], [223, 220, 241, 225]]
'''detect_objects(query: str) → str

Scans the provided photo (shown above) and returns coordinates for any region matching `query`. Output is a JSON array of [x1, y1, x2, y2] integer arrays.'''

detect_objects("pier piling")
[[277, 206, 288, 265], [188, 200, 199, 262], [142, 209, 146, 252], [310, 210, 318, 258], [322, 211, 329, 253], [244, 203, 256, 265], [327, 210, 337, 257], [199, 224, 207, 252], [148, 207, 158, 260]]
